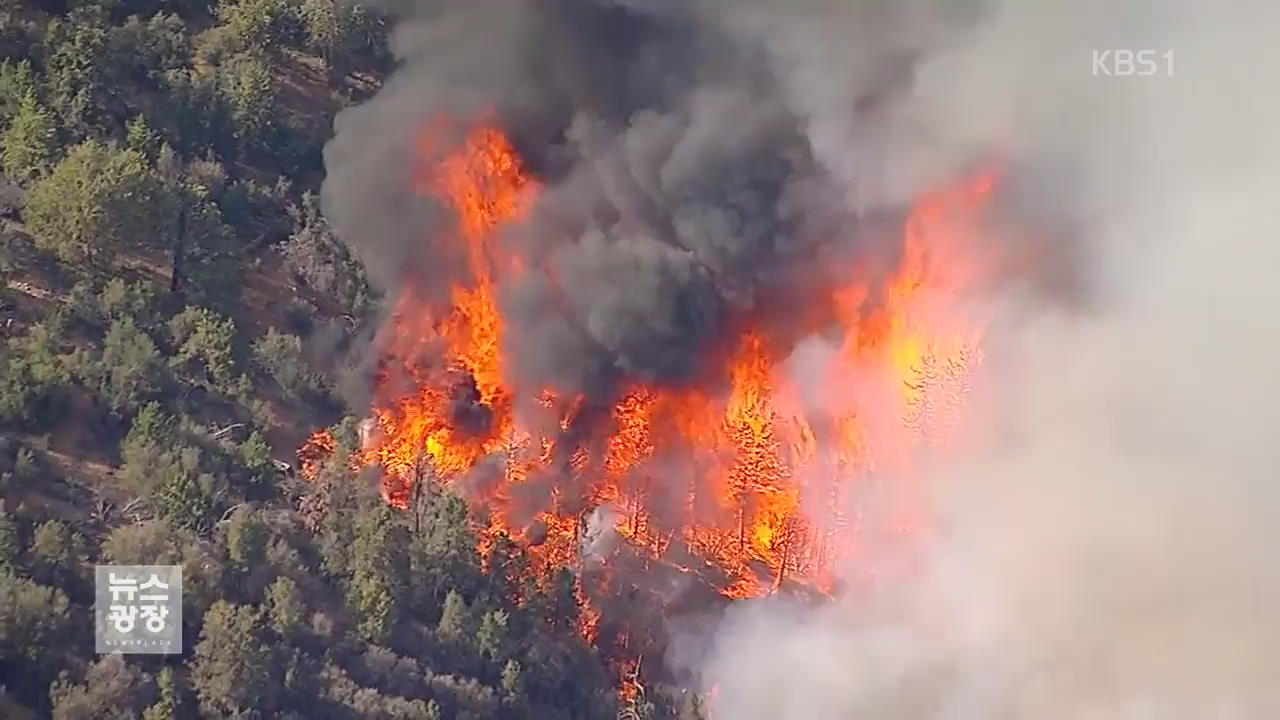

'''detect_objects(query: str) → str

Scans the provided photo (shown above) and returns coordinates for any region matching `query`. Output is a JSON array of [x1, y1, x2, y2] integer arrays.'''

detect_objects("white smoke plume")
[[693, 0, 1280, 717]]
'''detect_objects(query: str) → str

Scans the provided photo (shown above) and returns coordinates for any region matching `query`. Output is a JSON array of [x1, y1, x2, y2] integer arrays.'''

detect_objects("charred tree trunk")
[[738, 503, 746, 555], [411, 449, 435, 535], [412, 450, 425, 535]]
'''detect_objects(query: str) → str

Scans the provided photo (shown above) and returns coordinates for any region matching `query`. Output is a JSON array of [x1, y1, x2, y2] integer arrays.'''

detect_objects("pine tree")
[[29, 519, 83, 588], [1, 92, 57, 180], [218, 51, 275, 155], [476, 607, 509, 660], [142, 668, 181, 720], [24, 140, 177, 270], [351, 573, 395, 644], [437, 589, 469, 641], [225, 505, 267, 567], [265, 576, 306, 640], [191, 601, 276, 716], [126, 115, 162, 161], [93, 317, 164, 413], [0, 60, 38, 124], [151, 451, 214, 532], [0, 507, 18, 569], [346, 503, 409, 642], [500, 658, 523, 697]]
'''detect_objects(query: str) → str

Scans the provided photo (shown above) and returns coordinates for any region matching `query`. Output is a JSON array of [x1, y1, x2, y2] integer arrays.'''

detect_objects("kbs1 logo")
[[1092, 49, 1175, 77], [95, 565, 183, 655]]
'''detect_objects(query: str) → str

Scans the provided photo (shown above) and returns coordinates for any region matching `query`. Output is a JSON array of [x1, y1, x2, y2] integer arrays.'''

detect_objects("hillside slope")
[[0, 1, 707, 717]]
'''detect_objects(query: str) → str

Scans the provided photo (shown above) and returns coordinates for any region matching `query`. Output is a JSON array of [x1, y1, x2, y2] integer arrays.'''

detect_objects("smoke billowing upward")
[[322, 0, 1280, 716], [323, 0, 1012, 401], [686, 2, 1280, 719]]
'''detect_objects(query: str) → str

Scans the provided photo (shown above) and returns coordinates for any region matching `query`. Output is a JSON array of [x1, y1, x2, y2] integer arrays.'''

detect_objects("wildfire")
[[300, 119, 995, 674], [297, 428, 336, 482]]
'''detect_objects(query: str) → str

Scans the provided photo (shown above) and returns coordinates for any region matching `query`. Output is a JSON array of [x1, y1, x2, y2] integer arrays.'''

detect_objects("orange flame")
[[301, 122, 997, 684], [297, 428, 336, 482]]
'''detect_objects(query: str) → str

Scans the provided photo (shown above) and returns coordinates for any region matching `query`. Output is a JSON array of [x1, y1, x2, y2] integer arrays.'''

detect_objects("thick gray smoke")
[[322, 0, 1003, 399], [680, 1, 1280, 718], [324, 0, 1280, 716]]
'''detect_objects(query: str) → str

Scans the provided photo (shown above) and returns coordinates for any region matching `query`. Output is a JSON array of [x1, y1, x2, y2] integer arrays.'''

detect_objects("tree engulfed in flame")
[[301, 121, 994, 606]]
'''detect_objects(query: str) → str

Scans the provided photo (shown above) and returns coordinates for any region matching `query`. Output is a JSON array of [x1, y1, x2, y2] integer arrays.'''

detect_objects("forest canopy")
[[0, 0, 705, 717]]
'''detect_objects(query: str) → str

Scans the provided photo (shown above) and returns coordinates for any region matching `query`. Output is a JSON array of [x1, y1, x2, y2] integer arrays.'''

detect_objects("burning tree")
[[303, 118, 997, 700]]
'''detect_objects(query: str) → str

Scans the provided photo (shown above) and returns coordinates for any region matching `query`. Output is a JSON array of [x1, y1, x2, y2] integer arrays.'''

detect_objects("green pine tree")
[[1, 92, 57, 180], [126, 115, 162, 161], [142, 667, 181, 720]]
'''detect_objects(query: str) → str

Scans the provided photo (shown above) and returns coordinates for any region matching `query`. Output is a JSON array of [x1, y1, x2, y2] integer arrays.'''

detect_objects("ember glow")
[[303, 121, 996, 602]]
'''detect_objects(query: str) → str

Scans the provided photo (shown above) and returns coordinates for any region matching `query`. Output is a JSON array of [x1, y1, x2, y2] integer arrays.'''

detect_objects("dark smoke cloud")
[[323, 2, 1280, 717], [681, 2, 1280, 719], [445, 373, 494, 436], [321, 0, 996, 400], [505, 88, 821, 388], [319, 1, 1020, 659]]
